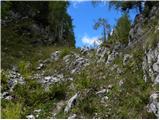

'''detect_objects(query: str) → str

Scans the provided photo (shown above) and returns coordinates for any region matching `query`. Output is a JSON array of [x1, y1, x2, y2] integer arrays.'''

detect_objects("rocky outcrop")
[[63, 53, 90, 74], [142, 47, 159, 84]]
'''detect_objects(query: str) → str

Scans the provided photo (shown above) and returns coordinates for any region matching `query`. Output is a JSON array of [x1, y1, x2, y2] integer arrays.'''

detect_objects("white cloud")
[[81, 35, 102, 47], [72, 1, 83, 8]]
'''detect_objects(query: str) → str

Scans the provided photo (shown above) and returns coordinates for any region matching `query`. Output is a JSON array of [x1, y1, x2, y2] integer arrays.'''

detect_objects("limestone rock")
[[123, 54, 132, 66], [147, 92, 159, 118], [8, 70, 25, 92], [26, 114, 35, 119], [106, 50, 118, 65], [68, 114, 77, 119], [51, 51, 61, 61], [64, 93, 79, 113], [96, 89, 106, 96]]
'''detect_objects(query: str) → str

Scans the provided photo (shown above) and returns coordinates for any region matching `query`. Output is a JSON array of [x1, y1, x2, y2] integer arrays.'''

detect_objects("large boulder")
[[142, 47, 159, 84]]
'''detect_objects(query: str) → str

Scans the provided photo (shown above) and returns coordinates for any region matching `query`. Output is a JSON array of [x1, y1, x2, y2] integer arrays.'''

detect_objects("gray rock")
[[119, 80, 124, 86], [64, 93, 79, 113], [37, 63, 44, 70], [51, 51, 61, 61], [70, 57, 89, 74], [80, 47, 89, 55], [68, 114, 77, 119], [154, 75, 159, 84], [117, 68, 123, 75], [5, 96, 13, 100], [152, 61, 159, 72], [1, 92, 9, 99], [34, 109, 41, 113], [142, 47, 159, 83], [63, 55, 71, 64], [96, 47, 109, 63], [26, 114, 35, 119], [106, 50, 118, 65], [123, 54, 132, 66], [8, 70, 25, 92], [96, 89, 106, 96], [108, 84, 112, 89], [147, 92, 159, 118]]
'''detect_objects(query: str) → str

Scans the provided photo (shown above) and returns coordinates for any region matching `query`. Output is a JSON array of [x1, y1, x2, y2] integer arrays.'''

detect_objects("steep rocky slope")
[[1, 3, 159, 119]]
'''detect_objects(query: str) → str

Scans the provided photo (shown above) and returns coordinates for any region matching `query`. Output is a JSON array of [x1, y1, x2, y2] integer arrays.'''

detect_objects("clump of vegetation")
[[108, 13, 131, 45], [1, 101, 22, 119]]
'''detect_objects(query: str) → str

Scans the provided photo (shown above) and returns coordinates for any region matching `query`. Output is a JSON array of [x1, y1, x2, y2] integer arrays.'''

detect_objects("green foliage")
[[143, 1, 159, 17], [94, 18, 110, 42], [18, 61, 32, 79], [1, 70, 9, 92], [109, 1, 143, 13], [1, 102, 22, 119], [60, 48, 71, 59], [48, 1, 75, 47], [108, 13, 131, 45], [1, 1, 12, 18]]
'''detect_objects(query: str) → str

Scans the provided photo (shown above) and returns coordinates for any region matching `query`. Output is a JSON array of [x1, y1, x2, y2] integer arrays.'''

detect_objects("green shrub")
[[60, 48, 71, 59], [1, 70, 9, 92], [18, 60, 32, 79], [2, 102, 22, 119]]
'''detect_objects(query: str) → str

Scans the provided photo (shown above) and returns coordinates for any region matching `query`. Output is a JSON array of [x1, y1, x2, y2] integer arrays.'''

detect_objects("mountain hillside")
[[1, 1, 159, 119]]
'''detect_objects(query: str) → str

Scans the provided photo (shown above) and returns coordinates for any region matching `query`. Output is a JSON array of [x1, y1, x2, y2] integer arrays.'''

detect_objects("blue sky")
[[67, 1, 138, 48]]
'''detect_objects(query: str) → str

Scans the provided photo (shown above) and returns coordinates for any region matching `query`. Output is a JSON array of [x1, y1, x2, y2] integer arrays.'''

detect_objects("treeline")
[[1, 1, 75, 47], [93, 1, 158, 46]]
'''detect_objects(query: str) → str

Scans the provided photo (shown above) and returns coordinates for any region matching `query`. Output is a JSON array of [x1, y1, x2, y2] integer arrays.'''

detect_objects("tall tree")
[[93, 18, 111, 42], [108, 13, 131, 44]]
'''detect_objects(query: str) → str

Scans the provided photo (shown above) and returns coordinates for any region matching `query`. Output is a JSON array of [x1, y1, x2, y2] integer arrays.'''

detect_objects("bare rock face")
[[70, 57, 89, 74], [147, 92, 159, 118], [63, 53, 90, 74], [96, 47, 109, 63], [80, 47, 90, 55], [142, 47, 159, 84], [106, 50, 118, 65]]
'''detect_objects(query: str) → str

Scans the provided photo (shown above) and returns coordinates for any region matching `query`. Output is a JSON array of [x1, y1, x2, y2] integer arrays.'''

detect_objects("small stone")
[[152, 62, 159, 72], [5, 96, 13, 100], [68, 114, 77, 119], [51, 51, 61, 61], [26, 114, 35, 119], [37, 63, 44, 70], [108, 85, 112, 89], [34, 109, 41, 113], [119, 80, 124, 86], [123, 54, 132, 65], [154, 76, 159, 84], [96, 89, 106, 96]]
